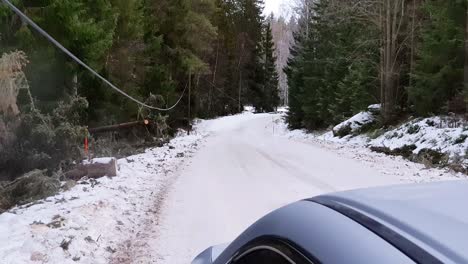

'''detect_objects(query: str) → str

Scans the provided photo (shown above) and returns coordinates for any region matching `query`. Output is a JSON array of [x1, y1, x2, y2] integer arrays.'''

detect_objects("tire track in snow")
[[253, 147, 336, 192], [109, 170, 176, 264], [108, 136, 206, 264]]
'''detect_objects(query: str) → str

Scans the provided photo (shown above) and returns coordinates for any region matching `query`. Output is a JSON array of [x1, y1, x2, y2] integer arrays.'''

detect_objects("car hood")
[[319, 180, 468, 263]]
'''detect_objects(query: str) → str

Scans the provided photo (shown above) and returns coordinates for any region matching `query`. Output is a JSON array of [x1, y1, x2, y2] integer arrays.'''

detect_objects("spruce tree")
[[284, 32, 306, 129], [262, 20, 280, 112], [236, 0, 265, 111], [285, 4, 311, 129], [409, 0, 465, 116], [286, 0, 379, 130]]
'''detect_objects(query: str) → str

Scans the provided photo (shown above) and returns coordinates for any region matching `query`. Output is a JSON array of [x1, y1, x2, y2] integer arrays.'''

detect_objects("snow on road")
[[144, 113, 462, 263], [0, 112, 463, 264]]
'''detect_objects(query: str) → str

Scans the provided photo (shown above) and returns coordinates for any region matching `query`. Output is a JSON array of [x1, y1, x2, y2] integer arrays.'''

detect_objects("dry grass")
[[0, 51, 29, 116], [0, 51, 29, 147]]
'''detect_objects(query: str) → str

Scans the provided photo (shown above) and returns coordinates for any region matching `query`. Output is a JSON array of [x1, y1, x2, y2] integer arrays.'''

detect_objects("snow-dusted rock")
[[332, 105, 380, 137], [367, 104, 381, 114]]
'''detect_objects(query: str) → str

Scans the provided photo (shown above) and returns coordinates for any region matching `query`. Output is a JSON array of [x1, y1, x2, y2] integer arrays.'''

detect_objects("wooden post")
[[84, 133, 89, 159], [210, 40, 220, 113], [72, 72, 78, 96], [409, 0, 417, 88], [464, 1, 468, 91], [188, 69, 192, 134], [238, 70, 242, 113], [237, 37, 245, 113]]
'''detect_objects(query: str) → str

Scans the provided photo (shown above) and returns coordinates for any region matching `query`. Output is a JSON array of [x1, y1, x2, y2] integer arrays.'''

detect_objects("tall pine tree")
[[261, 20, 280, 112]]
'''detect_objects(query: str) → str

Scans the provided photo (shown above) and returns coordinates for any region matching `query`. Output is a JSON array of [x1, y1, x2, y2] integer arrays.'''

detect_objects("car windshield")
[[0, 0, 466, 263]]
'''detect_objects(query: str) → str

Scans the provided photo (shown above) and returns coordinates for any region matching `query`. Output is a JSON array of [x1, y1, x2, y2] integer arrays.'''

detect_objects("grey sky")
[[264, 0, 290, 17]]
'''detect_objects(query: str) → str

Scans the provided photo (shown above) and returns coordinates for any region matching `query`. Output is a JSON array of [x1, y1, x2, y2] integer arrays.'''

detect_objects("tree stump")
[[65, 158, 118, 180]]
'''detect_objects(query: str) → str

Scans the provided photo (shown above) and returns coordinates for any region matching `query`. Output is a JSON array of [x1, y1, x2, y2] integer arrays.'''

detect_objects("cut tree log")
[[65, 158, 118, 180], [88, 120, 150, 134]]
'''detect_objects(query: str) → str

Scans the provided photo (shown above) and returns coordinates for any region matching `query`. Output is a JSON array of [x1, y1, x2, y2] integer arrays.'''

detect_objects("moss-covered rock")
[[454, 134, 467, 144], [370, 145, 463, 174], [370, 145, 417, 159], [416, 149, 449, 167], [407, 124, 421, 134]]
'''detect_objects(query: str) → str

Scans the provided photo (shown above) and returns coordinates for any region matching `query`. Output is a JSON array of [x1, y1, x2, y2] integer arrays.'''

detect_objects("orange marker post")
[[84, 134, 89, 158]]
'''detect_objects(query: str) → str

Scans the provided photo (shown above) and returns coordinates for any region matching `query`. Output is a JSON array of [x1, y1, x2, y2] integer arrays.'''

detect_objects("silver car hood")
[[192, 243, 229, 264]]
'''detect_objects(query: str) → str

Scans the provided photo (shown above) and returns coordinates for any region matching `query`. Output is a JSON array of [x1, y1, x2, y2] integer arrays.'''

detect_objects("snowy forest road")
[[147, 113, 403, 263]]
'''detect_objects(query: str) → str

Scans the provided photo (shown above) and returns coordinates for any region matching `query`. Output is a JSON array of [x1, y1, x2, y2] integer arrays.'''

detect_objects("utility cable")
[[200, 78, 239, 103]]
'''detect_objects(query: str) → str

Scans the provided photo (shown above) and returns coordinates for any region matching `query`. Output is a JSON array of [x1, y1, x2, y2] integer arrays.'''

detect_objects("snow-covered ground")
[[0, 133, 206, 264], [371, 116, 467, 161], [276, 115, 465, 181], [286, 110, 467, 169], [0, 111, 465, 264]]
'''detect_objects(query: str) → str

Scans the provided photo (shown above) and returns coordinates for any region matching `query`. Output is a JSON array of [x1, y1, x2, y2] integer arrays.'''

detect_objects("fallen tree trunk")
[[89, 120, 150, 134]]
